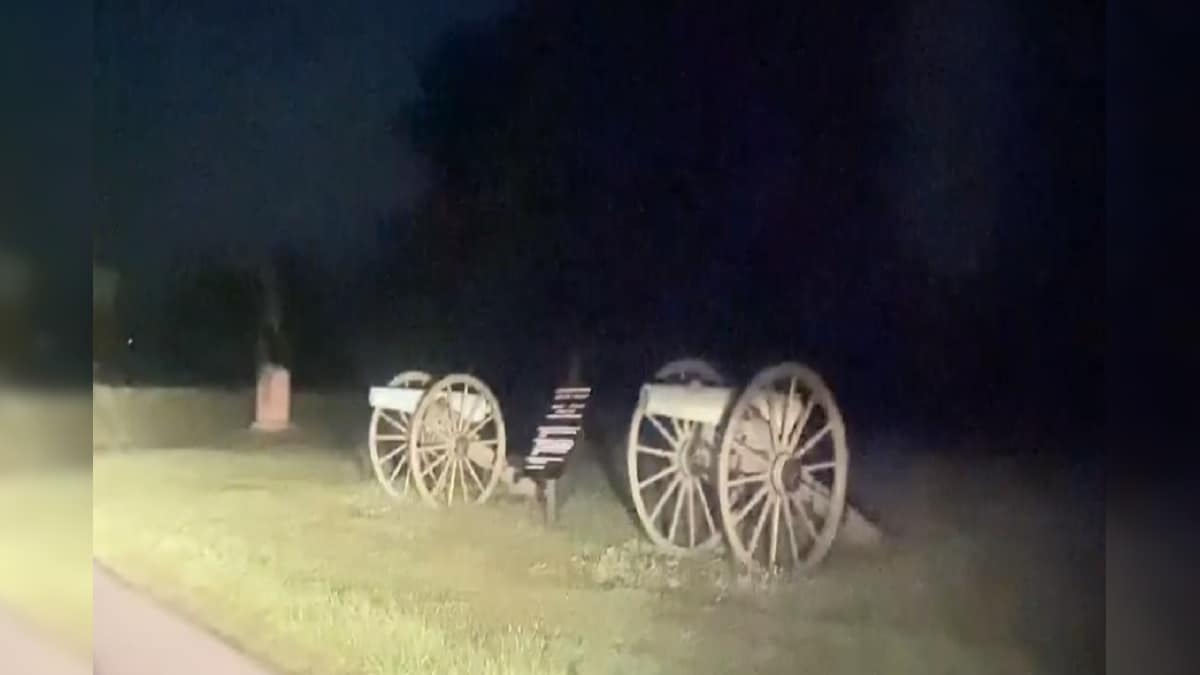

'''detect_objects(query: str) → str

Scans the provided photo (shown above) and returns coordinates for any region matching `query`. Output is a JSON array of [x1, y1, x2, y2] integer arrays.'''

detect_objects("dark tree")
[[161, 256, 259, 383], [382, 1, 1102, 437]]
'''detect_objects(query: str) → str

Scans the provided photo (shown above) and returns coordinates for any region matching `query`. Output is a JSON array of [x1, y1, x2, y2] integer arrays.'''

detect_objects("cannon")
[[368, 371, 508, 508], [368, 366, 587, 513], [366, 357, 865, 574], [627, 359, 850, 574], [366, 370, 432, 498]]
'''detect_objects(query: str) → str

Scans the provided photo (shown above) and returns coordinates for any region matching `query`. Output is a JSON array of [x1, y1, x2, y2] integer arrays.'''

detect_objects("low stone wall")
[[0, 389, 92, 469], [92, 386, 253, 450], [91, 386, 368, 452]]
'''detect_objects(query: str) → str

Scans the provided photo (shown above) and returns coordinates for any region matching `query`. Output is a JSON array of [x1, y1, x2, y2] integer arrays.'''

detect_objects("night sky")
[[94, 0, 509, 272], [5, 2, 1103, 443]]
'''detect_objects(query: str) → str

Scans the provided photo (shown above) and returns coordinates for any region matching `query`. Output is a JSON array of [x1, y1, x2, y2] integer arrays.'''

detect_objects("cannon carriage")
[[366, 355, 854, 575], [367, 370, 508, 507], [627, 359, 849, 573]]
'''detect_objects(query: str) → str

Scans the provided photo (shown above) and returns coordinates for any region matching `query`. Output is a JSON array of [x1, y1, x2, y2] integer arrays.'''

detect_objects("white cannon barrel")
[[369, 386, 491, 423], [640, 383, 735, 425], [369, 386, 425, 413]]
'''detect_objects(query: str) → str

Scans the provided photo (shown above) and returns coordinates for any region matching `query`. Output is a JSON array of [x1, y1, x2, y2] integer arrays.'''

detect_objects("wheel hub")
[[677, 445, 694, 478], [779, 453, 812, 495], [677, 427, 710, 478], [770, 454, 799, 496], [453, 435, 469, 457]]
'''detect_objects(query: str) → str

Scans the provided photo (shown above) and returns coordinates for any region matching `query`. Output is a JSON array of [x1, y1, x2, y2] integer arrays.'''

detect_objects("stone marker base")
[[249, 420, 297, 434], [252, 364, 291, 432]]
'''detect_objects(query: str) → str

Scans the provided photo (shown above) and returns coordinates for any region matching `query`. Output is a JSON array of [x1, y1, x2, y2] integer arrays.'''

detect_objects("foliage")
[[0, 250, 34, 374], [159, 257, 259, 381], [396, 5, 899, 349], [387, 2, 1102, 432]]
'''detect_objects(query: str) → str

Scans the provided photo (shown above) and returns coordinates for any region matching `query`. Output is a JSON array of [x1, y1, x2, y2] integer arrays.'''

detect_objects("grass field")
[[92, 399, 1102, 675], [0, 389, 93, 659], [0, 467, 93, 656]]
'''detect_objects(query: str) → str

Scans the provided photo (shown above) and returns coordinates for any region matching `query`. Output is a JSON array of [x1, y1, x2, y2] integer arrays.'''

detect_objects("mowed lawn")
[[0, 467, 93, 656], [93, 445, 1096, 675]]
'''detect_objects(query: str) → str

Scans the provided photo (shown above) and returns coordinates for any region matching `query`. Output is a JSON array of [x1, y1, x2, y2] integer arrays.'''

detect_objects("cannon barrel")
[[369, 385, 491, 423], [639, 383, 735, 425], [368, 385, 424, 413]]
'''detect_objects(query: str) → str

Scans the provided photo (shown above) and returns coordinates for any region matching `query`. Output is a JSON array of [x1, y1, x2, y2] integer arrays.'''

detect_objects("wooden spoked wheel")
[[408, 374, 507, 508], [368, 371, 431, 498], [716, 363, 848, 574], [625, 357, 727, 554]]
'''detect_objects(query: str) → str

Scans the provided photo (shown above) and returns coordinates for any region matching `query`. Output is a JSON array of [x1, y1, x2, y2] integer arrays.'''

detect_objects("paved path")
[[94, 562, 276, 675], [0, 606, 89, 675]]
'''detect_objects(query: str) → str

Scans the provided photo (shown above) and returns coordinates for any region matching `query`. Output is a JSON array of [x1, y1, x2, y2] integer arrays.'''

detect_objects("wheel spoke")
[[446, 387, 461, 433], [378, 410, 407, 431], [461, 384, 474, 432], [802, 459, 838, 474], [420, 451, 449, 478], [768, 498, 781, 570], [459, 456, 471, 503], [765, 392, 779, 453], [431, 455, 452, 494], [670, 416, 685, 445], [460, 388, 482, 433], [727, 471, 768, 488], [695, 481, 718, 540], [686, 479, 697, 547], [667, 480, 687, 544], [451, 459, 461, 500], [731, 485, 769, 524], [786, 395, 814, 451], [638, 464, 676, 490], [646, 414, 680, 448], [746, 494, 772, 557], [415, 442, 452, 455], [781, 492, 802, 563], [464, 410, 494, 438], [374, 433, 407, 442], [790, 493, 819, 540], [451, 457, 462, 503], [746, 401, 770, 426], [732, 439, 771, 463], [780, 376, 797, 447], [464, 456, 486, 495], [379, 443, 406, 462], [388, 453, 408, 482], [795, 424, 833, 458], [650, 476, 682, 523], [799, 476, 833, 500], [637, 444, 674, 460]]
